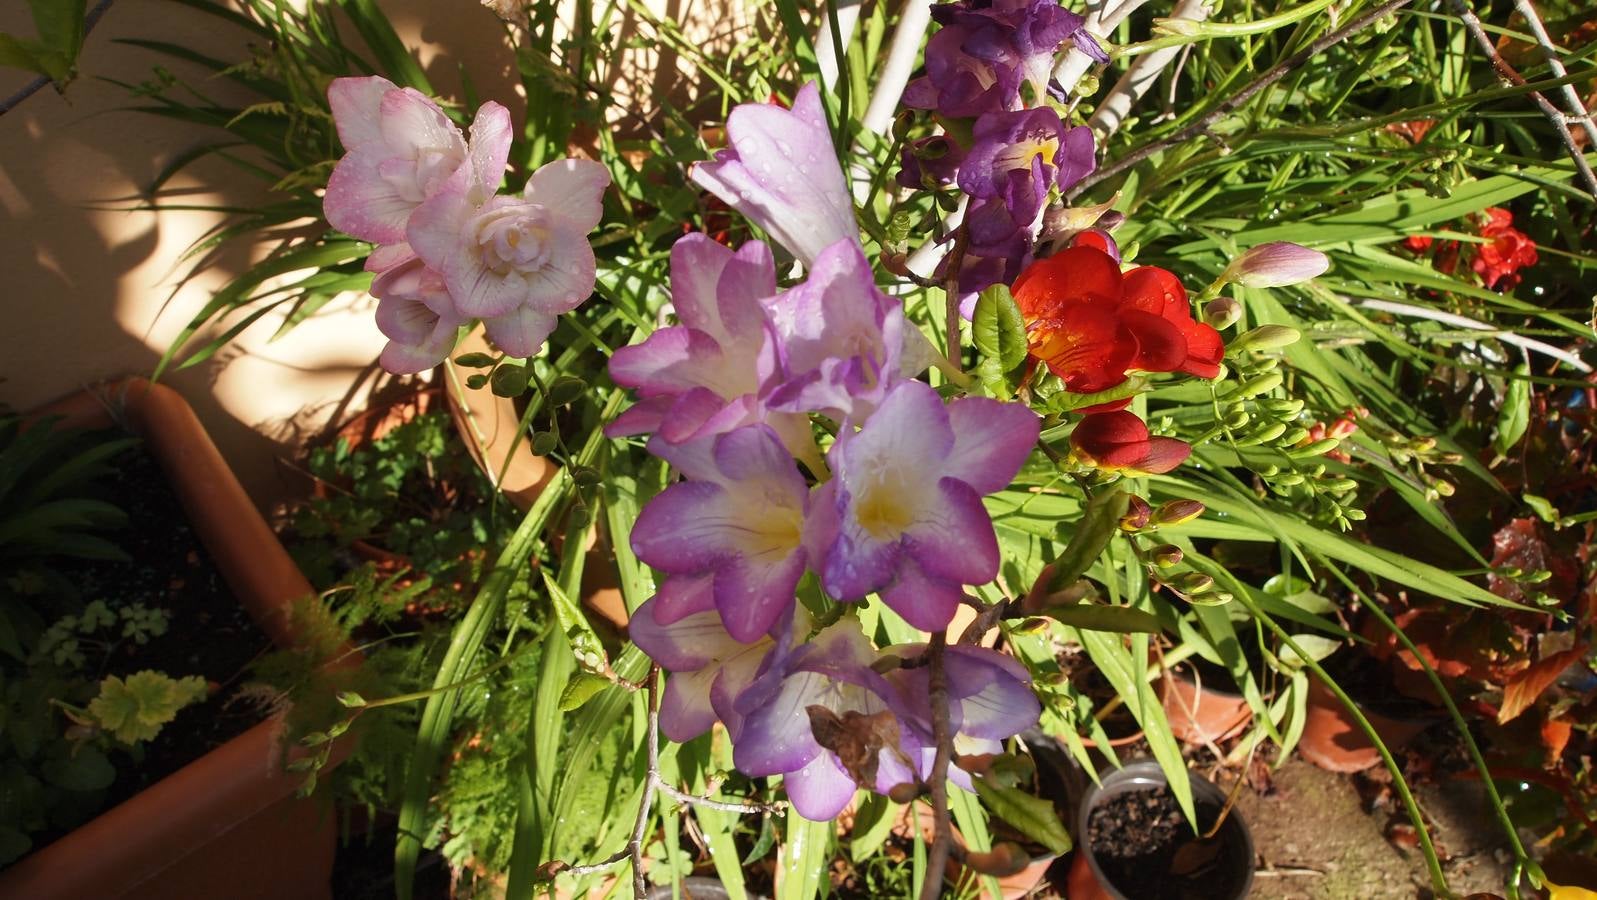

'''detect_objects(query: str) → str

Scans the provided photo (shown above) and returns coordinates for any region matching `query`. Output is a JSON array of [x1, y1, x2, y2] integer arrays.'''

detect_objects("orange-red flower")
[[1011, 246, 1222, 396], [1472, 206, 1538, 290], [1070, 411, 1191, 474]]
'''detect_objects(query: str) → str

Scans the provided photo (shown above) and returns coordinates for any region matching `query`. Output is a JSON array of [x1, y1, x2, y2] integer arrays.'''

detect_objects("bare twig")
[[1087, 0, 1212, 139], [1511, 0, 1597, 149], [1449, 0, 1597, 199], [958, 597, 1015, 644], [918, 633, 955, 900], [655, 781, 785, 816], [0, 0, 118, 117], [625, 666, 663, 898], [1068, 0, 1417, 199]]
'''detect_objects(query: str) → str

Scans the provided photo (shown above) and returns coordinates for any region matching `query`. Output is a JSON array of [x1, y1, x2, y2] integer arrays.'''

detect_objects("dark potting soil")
[[330, 814, 452, 900], [1086, 784, 1249, 900], [71, 443, 271, 810]]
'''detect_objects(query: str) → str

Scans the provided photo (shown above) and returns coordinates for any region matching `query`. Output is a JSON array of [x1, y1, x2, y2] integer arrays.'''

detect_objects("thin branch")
[[1511, 0, 1597, 149], [917, 633, 955, 900], [0, 0, 118, 117], [655, 781, 785, 816], [626, 665, 663, 899], [1356, 298, 1592, 373], [1068, 0, 1417, 199], [1449, 0, 1597, 199]]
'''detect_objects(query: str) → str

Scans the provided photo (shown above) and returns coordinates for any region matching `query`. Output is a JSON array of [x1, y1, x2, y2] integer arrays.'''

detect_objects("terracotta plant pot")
[[441, 327, 629, 629], [0, 378, 356, 900], [1158, 666, 1254, 746], [1066, 760, 1254, 900], [1297, 678, 1433, 774]]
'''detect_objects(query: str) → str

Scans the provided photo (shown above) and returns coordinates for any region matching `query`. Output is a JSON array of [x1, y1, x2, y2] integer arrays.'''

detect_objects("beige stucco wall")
[[1, 0, 755, 507]]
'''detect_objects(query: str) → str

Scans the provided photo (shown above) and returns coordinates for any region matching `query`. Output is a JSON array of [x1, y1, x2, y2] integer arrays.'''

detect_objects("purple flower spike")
[[763, 240, 910, 424], [907, 0, 1105, 118], [630, 424, 810, 643], [805, 381, 1040, 631], [691, 83, 857, 268], [732, 620, 913, 820], [627, 595, 781, 743]]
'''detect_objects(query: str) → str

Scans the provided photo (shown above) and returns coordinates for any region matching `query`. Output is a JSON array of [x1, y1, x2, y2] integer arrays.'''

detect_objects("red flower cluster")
[[1404, 207, 1537, 291], [1472, 207, 1538, 290], [1013, 245, 1221, 476], [1303, 411, 1360, 463], [1011, 245, 1223, 395]]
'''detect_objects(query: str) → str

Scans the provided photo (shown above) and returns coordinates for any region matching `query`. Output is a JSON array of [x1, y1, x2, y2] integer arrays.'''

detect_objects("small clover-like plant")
[[84, 670, 209, 745]]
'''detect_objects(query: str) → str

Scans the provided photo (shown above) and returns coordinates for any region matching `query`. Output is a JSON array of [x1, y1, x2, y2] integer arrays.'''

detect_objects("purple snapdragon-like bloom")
[[905, 0, 1106, 118], [627, 594, 782, 743], [961, 107, 1096, 250], [805, 380, 1040, 631], [733, 620, 919, 820], [629, 425, 811, 643], [763, 240, 914, 424], [691, 83, 856, 268], [606, 234, 817, 460]]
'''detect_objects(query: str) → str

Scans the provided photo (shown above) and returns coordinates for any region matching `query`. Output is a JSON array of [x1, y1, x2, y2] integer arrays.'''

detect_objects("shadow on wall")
[[0, 0, 520, 509]]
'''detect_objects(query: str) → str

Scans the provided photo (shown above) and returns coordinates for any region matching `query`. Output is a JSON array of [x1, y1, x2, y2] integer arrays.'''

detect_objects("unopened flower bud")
[[1203, 297, 1243, 330], [888, 782, 924, 804], [1155, 499, 1205, 525], [1153, 15, 1203, 36], [1224, 242, 1330, 288], [1232, 372, 1284, 399], [1230, 325, 1302, 353], [1260, 398, 1304, 417], [1224, 410, 1251, 429], [1179, 573, 1215, 594], [1120, 495, 1152, 531], [1289, 437, 1341, 459], [1278, 427, 1310, 445], [1152, 545, 1184, 568]]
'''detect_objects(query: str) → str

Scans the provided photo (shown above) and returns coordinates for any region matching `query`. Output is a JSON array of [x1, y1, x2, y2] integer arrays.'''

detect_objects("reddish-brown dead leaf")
[[807, 706, 900, 788], [1541, 716, 1574, 764], [1498, 646, 1587, 724]]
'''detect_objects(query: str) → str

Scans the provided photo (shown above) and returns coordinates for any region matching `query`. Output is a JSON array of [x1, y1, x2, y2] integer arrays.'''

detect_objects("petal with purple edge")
[[630, 481, 738, 573], [660, 667, 720, 742], [650, 572, 717, 624], [784, 752, 858, 821], [466, 102, 513, 196], [626, 599, 728, 671], [324, 147, 417, 244], [734, 670, 826, 776], [944, 396, 1040, 495], [715, 552, 805, 643], [905, 477, 1000, 586], [878, 556, 966, 632]]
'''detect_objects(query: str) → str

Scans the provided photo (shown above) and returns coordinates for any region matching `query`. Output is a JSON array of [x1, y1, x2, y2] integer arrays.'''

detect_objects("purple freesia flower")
[[733, 620, 919, 820], [805, 380, 1040, 631], [606, 234, 817, 463], [882, 643, 1041, 784], [960, 107, 1096, 250], [691, 83, 857, 267], [762, 240, 914, 424], [630, 424, 811, 643], [627, 594, 782, 743], [905, 0, 1106, 118]]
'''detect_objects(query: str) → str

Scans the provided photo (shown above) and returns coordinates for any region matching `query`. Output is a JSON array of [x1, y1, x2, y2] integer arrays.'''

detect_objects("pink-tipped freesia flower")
[[1224, 241, 1330, 288], [732, 620, 917, 821], [629, 424, 812, 643], [369, 254, 465, 374], [1070, 410, 1191, 474], [691, 82, 857, 267], [627, 594, 783, 743], [324, 76, 472, 245], [408, 153, 609, 353], [805, 380, 1039, 631]]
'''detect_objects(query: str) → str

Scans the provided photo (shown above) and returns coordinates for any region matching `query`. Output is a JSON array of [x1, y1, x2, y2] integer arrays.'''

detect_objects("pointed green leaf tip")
[[88, 670, 209, 744]]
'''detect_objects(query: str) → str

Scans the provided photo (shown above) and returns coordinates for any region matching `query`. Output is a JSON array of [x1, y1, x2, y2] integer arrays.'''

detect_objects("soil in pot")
[[11, 440, 272, 858], [1084, 782, 1250, 900]]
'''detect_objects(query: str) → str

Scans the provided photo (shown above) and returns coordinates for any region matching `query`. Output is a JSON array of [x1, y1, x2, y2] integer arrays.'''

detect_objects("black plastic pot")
[[1066, 760, 1254, 900]]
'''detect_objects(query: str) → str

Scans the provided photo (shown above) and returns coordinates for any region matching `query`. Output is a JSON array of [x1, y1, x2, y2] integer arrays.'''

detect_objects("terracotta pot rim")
[[0, 377, 357, 899]]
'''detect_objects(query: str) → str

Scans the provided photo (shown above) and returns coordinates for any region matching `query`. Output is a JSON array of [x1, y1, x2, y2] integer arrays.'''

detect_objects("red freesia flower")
[[1070, 411, 1191, 474], [1472, 206, 1538, 290], [1012, 246, 1223, 398]]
